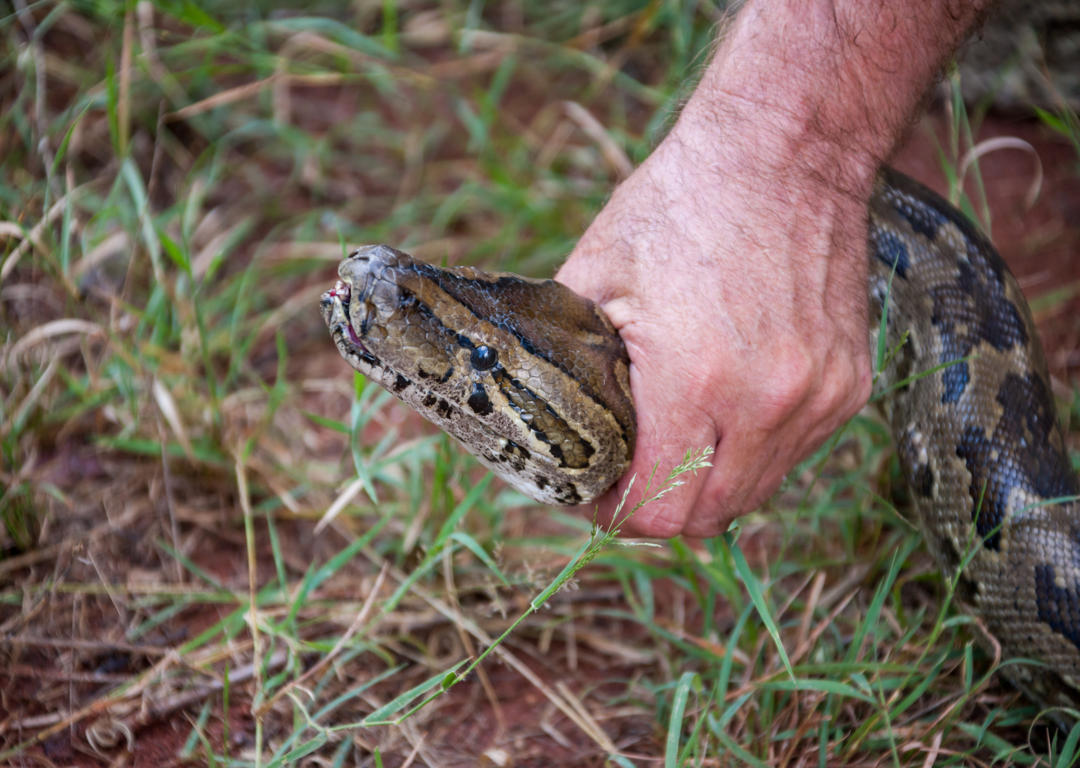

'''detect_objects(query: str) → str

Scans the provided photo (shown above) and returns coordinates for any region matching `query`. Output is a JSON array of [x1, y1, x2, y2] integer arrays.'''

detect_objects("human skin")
[[556, 1, 994, 537]]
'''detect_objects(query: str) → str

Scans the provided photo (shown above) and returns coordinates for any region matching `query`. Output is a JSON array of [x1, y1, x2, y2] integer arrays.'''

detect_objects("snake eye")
[[470, 345, 497, 371]]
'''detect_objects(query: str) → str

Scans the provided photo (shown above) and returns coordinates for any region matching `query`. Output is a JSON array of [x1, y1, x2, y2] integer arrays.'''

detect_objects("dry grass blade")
[[562, 101, 633, 179], [0, 195, 73, 280], [6, 318, 104, 365], [960, 135, 1044, 209], [152, 378, 194, 460]]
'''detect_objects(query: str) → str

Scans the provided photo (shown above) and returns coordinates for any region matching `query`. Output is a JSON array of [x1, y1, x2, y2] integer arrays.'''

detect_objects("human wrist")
[[657, 103, 875, 271], [672, 0, 992, 205], [671, 92, 879, 216]]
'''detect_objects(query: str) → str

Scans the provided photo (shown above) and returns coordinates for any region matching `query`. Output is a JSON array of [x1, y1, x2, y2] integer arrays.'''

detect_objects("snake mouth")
[[322, 280, 376, 363]]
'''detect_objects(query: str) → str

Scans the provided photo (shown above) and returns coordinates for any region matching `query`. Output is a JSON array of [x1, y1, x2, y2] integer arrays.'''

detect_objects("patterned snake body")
[[322, 167, 1079, 713], [870, 169, 1079, 712]]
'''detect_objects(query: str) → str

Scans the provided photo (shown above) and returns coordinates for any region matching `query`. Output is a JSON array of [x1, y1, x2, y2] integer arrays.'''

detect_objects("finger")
[[592, 360, 718, 537], [683, 426, 775, 538], [682, 369, 824, 538], [683, 382, 863, 539]]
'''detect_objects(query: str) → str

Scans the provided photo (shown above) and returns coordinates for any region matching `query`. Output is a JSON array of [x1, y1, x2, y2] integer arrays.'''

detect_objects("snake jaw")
[[321, 279, 379, 369]]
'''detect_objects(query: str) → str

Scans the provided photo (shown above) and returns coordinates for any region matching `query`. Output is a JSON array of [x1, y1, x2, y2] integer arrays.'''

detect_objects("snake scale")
[[321, 167, 1079, 715]]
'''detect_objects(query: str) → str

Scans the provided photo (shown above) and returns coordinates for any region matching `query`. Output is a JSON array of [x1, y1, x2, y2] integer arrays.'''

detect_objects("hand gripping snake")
[[321, 167, 1079, 716]]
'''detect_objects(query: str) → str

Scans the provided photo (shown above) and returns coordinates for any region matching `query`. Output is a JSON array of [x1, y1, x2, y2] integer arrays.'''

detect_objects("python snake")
[[321, 167, 1079, 715]]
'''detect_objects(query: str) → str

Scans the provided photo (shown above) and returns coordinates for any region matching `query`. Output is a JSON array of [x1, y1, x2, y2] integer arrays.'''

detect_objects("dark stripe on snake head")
[[408, 261, 635, 446], [494, 369, 595, 469]]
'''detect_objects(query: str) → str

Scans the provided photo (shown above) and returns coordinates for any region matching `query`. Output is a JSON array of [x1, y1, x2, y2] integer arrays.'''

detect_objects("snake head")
[[321, 244, 636, 505]]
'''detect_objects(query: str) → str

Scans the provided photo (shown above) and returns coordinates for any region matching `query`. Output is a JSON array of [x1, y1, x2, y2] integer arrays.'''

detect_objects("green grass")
[[2, 1, 1080, 765]]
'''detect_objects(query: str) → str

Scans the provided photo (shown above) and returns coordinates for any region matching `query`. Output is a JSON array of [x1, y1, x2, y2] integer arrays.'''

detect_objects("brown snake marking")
[[323, 167, 1080, 720]]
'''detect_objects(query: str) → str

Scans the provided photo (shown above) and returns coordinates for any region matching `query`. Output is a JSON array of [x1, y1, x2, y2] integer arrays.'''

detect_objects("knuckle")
[[849, 354, 874, 408], [761, 347, 818, 418], [697, 490, 732, 524], [627, 511, 685, 539], [833, 350, 873, 413], [816, 348, 873, 422], [698, 476, 743, 521]]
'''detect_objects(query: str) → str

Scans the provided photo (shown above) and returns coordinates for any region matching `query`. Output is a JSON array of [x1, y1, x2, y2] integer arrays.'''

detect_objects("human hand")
[[554, 0, 991, 537], [556, 117, 874, 538]]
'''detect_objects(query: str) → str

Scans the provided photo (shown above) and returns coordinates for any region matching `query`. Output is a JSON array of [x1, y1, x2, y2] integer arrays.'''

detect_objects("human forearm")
[[678, 1, 993, 197]]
